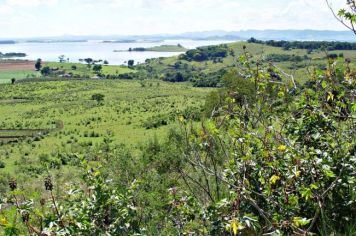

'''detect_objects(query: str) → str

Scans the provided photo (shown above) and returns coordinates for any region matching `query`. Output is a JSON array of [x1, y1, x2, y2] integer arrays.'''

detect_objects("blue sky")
[[0, 0, 347, 38]]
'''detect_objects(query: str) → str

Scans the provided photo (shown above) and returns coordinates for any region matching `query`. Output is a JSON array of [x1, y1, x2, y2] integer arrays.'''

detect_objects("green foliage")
[[35, 59, 42, 71], [128, 60, 135, 67], [265, 53, 309, 62], [0, 165, 142, 235], [162, 46, 356, 235], [91, 93, 105, 103], [92, 64, 103, 74], [248, 38, 356, 50], [0, 44, 355, 235], [40, 66, 51, 76], [130, 45, 187, 52], [336, 0, 356, 34], [143, 114, 169, 129], [0, 52, 26, 58], [181, 44, 229, 62]]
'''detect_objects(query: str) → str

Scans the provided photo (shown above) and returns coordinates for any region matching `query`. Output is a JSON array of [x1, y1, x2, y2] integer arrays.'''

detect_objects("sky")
[[0, 0, 348, 38]]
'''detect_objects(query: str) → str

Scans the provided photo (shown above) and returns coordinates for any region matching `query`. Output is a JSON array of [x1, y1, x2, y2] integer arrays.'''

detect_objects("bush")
[[91, 93, 105, 103], [181, 44, 229, 62], [143, 114, 169, 129]]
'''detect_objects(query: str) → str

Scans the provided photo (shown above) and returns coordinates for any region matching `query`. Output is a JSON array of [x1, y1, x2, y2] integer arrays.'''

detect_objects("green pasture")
[[143, 42, 356, 83], [146, 45, 187, 52], [45, 62, 134, 77], [0, 70, 40, 83], [0, 79, 212, 174]]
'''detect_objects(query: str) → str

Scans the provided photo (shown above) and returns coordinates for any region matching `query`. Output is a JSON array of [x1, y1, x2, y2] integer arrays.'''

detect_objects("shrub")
[[91, 93, 105, 103]]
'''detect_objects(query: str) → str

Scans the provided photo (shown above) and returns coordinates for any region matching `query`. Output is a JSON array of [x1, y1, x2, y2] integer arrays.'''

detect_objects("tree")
[[326, 0, 356, 34], [11, 78, 16, 84], [166, 47, 355, 235], [128, 60, 135, 67], [103, 60, 109, 65], [84, 58, 93, 68], [58, 55, 66, 63], [92, 64, 102, 74], [41, 66, 51, 76], [35, 59, 42, 71]]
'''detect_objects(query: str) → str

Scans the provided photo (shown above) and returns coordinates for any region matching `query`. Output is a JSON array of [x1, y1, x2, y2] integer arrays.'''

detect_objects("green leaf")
[[293, 217, 311, 227]]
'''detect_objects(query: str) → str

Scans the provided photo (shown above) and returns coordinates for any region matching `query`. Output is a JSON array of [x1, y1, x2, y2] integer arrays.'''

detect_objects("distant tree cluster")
[[129, 47, 145, 52], [104, 73, 136, 80], [192, 69, 227, 87], [248, 37, 356, 51], [265, 53, 309, 62], [0, 52, 26, 58], [180, 44, 229, 62]]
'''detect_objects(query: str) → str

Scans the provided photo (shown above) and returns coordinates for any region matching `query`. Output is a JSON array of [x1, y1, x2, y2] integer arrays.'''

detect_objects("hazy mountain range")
[[1, 30, 354, 42]]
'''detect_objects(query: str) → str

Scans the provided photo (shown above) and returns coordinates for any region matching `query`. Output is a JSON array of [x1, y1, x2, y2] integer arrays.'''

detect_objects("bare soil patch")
[[0, 60, 35, 71]]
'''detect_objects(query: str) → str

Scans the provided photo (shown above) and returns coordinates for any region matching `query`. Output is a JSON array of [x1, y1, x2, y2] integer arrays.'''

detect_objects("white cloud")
[[6, 0, 58, 7], [0, 4, 12, 14], [0, 0, 349, 38]]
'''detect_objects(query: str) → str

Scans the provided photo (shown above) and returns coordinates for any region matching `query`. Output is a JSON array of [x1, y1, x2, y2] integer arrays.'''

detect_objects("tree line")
[[248, 37, 356, 51]]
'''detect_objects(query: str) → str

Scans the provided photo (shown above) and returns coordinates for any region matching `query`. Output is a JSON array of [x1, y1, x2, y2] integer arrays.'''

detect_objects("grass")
[[145, 45, 188, 52], [0, 79, 213, 175], [0, 70, 40, 83], [142, 42, 356, 83], [45, 62, 134, 77], [0, 40, 355, 187]]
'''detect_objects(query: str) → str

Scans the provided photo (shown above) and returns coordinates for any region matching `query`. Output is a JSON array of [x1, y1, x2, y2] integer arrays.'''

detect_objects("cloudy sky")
[[0, 0, 347, 38]]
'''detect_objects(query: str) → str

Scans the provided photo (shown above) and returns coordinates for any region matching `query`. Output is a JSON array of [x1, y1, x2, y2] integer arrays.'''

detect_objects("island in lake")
[[104, 39, 163, 43], [0, 40, 16, 44], [114, 44, 188, 53], [0, 52, 27, 58]]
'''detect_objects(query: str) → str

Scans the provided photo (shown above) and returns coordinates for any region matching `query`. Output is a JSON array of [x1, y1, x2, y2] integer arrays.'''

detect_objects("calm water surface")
[[0, 40, 234, 65]]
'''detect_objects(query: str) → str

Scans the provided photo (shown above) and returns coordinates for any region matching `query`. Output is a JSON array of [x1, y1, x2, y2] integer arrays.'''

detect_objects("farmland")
[[0, 79, 211, 175], [0, 60, 40, 83]]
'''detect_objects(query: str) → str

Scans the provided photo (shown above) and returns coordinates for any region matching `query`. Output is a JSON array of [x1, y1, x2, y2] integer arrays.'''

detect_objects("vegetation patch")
[[128, 44, 187, 52]]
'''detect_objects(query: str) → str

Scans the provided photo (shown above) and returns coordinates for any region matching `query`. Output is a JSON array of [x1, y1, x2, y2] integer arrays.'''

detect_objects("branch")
[[325, 0, 356, 35]]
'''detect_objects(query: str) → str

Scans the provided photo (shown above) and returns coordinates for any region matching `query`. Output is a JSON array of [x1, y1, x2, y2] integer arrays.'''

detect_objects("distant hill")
[[176, 30, 355, 41], [1, 30, 354, 42]]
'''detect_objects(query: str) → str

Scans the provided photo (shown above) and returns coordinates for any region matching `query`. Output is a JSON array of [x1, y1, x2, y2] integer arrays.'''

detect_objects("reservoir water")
[[0, 40, 234, 65]]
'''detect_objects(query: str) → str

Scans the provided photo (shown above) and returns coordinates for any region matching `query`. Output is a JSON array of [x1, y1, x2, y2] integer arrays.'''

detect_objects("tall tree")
[[92, 64, 102, 74], [84, 58, 93, 68], [128, 60, 135, 67], [35, 59, 42, 71], [58, 55, 66, 63]]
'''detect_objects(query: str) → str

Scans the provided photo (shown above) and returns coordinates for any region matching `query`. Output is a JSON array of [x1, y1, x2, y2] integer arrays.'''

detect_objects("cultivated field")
[[0, 60, 40, 83]]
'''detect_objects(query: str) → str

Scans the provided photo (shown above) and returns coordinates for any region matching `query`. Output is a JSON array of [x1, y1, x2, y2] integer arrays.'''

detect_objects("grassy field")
[[0, 79, 212, 176], [45, 62, 134, 77], [142, 42, 356, 83], [0, 70, 40, 83], [145, 45, 187, 52], [0, 40, 355, 187]]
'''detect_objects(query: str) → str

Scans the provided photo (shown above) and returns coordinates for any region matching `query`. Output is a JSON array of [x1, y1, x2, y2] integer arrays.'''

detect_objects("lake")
[[0, 40, 234, 65]]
